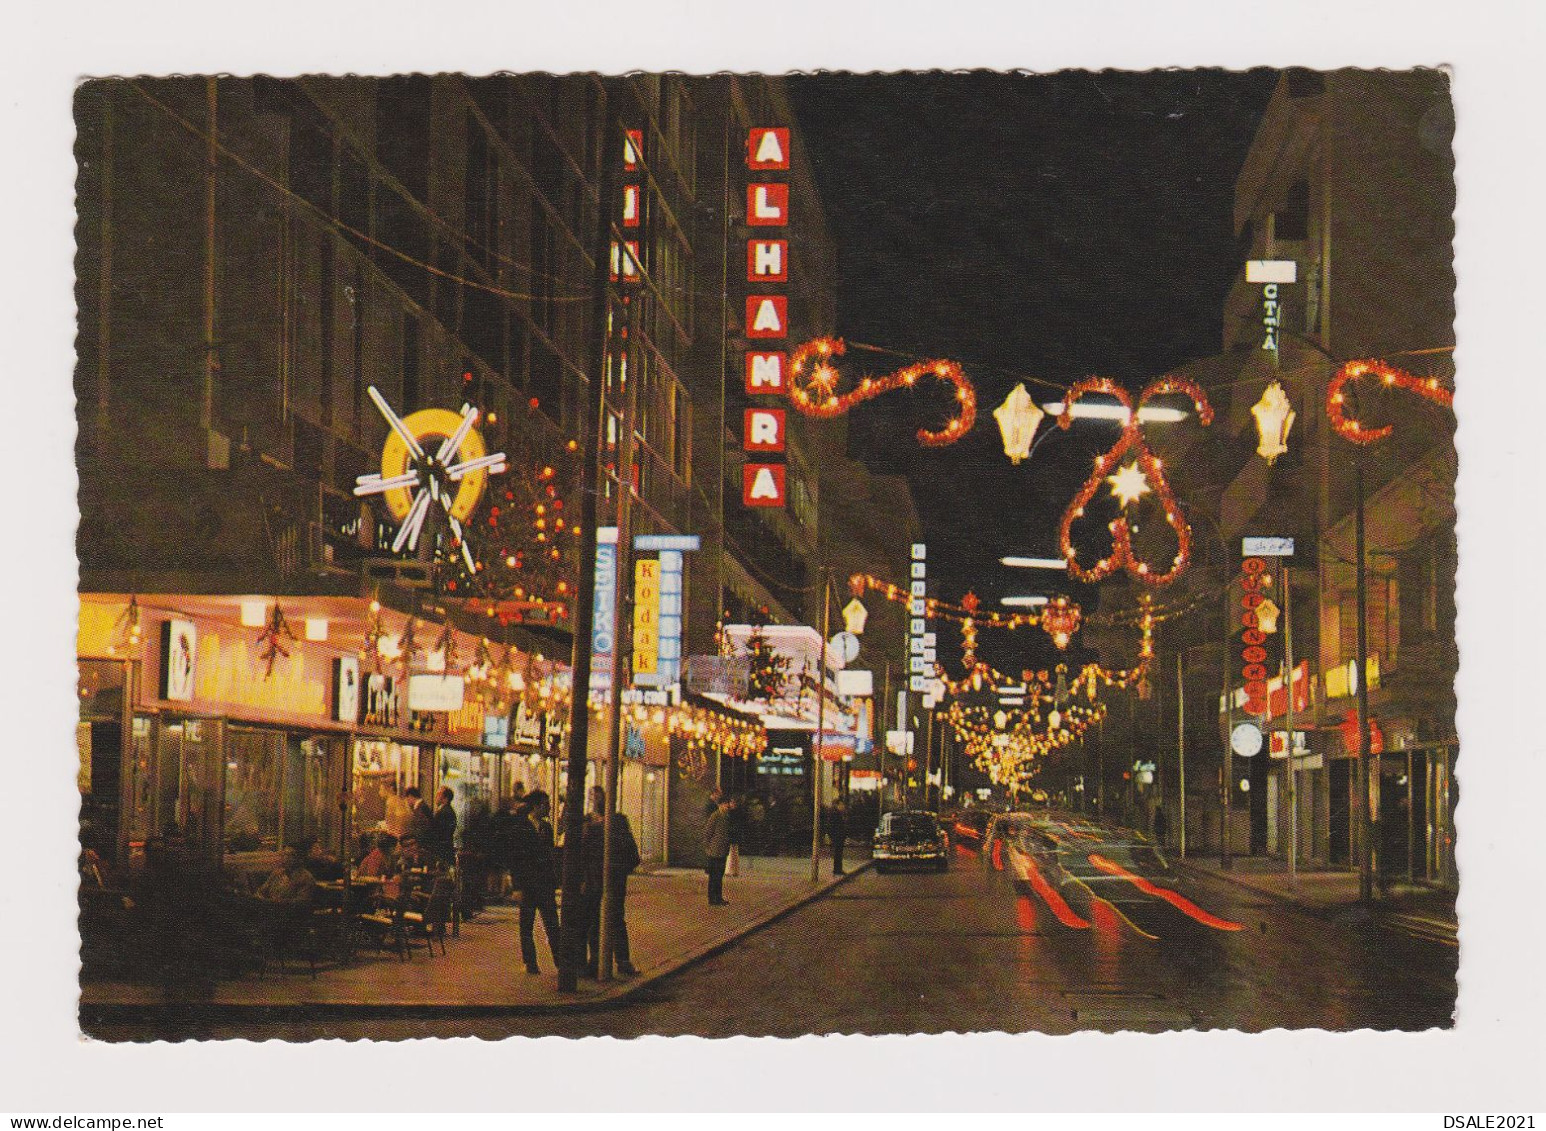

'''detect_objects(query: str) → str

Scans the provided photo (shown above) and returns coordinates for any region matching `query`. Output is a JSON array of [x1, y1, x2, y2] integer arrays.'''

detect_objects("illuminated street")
[[85, 827, 1456, 1041]]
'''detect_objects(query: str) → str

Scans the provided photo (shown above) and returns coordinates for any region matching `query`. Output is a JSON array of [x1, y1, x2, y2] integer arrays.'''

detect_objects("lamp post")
[[556, 91, 622, 994], [811, 569, 832, 884]]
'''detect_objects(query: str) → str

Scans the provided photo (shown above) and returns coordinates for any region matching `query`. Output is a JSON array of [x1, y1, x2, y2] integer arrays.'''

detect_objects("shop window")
[[224, 728, 283, 854]]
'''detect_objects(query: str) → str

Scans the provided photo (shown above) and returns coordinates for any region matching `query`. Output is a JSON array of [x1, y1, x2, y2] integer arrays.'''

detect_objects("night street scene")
[[72, 69, 1460, 1043]]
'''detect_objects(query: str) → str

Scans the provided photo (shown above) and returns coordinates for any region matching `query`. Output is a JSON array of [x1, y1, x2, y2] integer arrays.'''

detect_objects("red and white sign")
[[610, 241, 641, 283], [743, 463, 787, 507], [747, 183, 789, 226], [622, 184, 640, 228], [745, 351, 787, 395], [748, 239, 788, 282], [745, 295, 788, 338], [743, 408, 786, 453], [623, 129, 643, 171], [747, 128, 790, 170], [741, 128, 792, 510]]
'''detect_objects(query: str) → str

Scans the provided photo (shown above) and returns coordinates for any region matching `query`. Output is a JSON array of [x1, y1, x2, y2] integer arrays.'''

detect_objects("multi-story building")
[[1148, 69, 1456, 885], [74, 74, 920, 879]]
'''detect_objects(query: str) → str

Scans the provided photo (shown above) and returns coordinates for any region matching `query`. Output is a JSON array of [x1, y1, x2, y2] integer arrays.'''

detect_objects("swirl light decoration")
[[789, 337, 976, 447], [1326, 359, 1454, 445], [1056, 376, 1214, 587]]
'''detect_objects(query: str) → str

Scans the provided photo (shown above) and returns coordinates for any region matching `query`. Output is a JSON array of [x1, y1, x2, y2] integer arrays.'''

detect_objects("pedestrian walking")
[[580, 786, 641, 977], [508, 790, 561, 975], [703, 795, 734, 905], [829, 796, 849, 876]]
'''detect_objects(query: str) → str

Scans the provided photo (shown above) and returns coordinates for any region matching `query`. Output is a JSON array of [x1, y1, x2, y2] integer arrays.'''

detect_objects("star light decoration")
[[789, 337, 977, 447], [1056, 375, 1214, 587], [1326, 359, 1453, 446], [354, 386, 508, 573]]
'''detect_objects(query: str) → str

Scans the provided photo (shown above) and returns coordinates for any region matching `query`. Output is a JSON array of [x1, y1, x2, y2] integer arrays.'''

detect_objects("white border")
[[7, 0, 1545, 1114]]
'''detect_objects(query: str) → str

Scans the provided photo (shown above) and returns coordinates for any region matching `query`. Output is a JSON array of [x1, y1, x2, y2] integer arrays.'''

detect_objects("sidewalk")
[[81, 854, 868, 1015], [1177, 855, 1457, 944]]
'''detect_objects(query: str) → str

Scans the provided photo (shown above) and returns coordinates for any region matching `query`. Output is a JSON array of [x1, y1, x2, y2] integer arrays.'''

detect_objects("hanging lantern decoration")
[[1327, 359, 1453, 446], [1056, 375, 1213, 587], [1041, 595, 1082, 650], [108, 596, 143, 657], [1255, 596, 1281, 635], [960, 591, 981, 670], [842, 598, 869, 635], [257, 602, 297, 678], [788, 337, 977, 447], [993, 382, 1045, 464], [1251, 380, 1296, 464]]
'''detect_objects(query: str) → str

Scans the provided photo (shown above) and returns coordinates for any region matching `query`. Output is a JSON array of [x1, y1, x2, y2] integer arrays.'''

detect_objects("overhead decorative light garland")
[[789, 337, 977, 447], [1041, 595, 1082, 650], [1326, 359, 1453, 445], [1056, 375, 1214, 587]]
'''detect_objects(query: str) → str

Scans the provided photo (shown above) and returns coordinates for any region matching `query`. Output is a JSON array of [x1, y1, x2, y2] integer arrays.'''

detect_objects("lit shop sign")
[[407, 673, 467, 714], [159, 618, 198, 702], [333, 656, 361, 723], [631, 534, 697, 689], [907, 543, 932, 693], [362, 673, 400, 728], [590, 527, 619, 696], [633, 559, 661, 679], [758, 746, 805, 776], [743, 127, 791, 509], [1246, 260, 1297, 360], [1239, 556, 1276, 715]]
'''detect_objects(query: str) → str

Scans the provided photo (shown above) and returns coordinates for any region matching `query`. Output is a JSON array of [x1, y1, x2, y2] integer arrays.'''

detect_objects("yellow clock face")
[[379, 408, 490, 522]]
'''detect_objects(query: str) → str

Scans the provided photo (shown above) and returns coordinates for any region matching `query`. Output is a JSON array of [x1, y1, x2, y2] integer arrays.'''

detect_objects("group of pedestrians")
[[699, 792, 852, 905], [489, 785, 640, 980]]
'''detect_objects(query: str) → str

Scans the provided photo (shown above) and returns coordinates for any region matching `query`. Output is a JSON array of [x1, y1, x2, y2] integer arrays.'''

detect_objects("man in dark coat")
[[829, 797, 849, 877], [429, 786, 458, 866], [703, 796, 734, 906], [405, 786, 434, 848], [580, 785, 641, 977], [508, 790, 561, 975]]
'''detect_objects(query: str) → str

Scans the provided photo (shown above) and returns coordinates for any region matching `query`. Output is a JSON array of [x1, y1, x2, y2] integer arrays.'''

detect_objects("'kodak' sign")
[[742, 128, 792, 509]]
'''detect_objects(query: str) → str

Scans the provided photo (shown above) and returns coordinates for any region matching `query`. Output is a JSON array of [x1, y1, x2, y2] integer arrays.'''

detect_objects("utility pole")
[[1222, 581, 1234, 871], [1284, 562, 1297, 889], [1355, 464, 1377, 902], [811, 569, 832, 883], [1176, 650, 1186, 858], [597, 288, 640, 982], [557, 90, 621, 994]]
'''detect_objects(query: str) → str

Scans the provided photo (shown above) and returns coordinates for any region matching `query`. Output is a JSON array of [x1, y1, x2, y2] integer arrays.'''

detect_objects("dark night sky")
[[787, 71, 1278, 671]]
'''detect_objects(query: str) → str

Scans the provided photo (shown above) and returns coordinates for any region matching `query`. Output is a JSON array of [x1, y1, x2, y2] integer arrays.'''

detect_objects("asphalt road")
[[91, 839, 1456, 1041]]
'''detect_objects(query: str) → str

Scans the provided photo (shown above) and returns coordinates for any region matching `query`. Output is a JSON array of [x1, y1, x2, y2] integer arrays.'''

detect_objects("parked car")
[[873, 810, 949, 873]]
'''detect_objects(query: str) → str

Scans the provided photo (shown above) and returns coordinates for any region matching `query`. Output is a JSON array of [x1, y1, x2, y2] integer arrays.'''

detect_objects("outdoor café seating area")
[[78, 834, 493, 986]]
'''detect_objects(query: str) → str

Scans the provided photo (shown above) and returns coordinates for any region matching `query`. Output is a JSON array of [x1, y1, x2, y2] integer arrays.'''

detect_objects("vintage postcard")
[[69, 68, 1461, 1048]]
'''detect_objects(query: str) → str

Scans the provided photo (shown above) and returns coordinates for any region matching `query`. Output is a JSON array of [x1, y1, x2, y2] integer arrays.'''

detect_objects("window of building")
[[1274, 179, 1310, 242], [401, 313, 421, 410]]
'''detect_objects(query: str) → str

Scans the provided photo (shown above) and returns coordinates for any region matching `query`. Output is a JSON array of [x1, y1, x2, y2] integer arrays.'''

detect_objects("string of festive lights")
[[1327, 358, 1454, 445], [1056, 375, 1214, 587], [789, 337, 977, 447]]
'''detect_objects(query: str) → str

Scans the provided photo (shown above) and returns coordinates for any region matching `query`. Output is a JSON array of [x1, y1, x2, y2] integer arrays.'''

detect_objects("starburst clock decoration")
[[1056, 375, 1213, 587], [354, 386, 508, 572]]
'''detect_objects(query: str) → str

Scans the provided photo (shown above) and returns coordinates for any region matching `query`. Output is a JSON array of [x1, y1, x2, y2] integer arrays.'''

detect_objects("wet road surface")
[[92, 833, 1457, 1041]]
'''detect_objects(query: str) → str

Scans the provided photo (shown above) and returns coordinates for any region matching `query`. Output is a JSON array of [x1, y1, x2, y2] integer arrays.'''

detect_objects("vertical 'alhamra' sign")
[[743, 127, 791, 508]]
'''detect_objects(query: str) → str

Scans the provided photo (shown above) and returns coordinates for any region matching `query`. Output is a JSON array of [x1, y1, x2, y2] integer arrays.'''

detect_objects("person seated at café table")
[[255, 846, 317, 905], [304, 836, 346, 882], [356, 834, 393, 879]]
